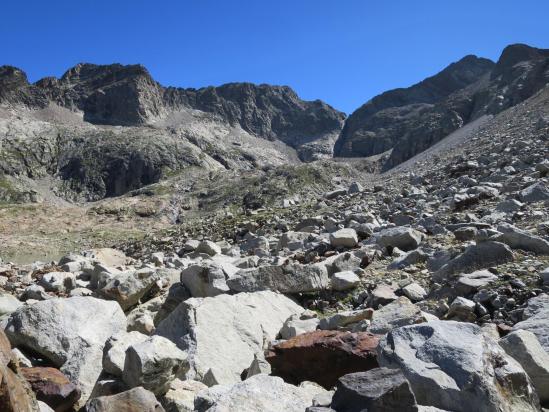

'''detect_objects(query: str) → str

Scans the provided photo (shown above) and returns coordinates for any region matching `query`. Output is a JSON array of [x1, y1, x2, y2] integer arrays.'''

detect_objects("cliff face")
[[0, 63, 345, 153], [1, 43, 548, 202], [334, 44, 549, 169], [0, 63, 346, 201]]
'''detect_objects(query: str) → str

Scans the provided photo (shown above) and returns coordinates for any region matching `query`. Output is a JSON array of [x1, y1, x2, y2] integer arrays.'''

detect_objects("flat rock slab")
[[228, 263, 329, 293], [433, 241, 513, 280], [5, 297, 126, 407]]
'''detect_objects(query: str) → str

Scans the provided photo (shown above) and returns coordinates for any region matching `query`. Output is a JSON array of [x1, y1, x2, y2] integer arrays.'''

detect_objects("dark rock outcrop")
[[334, 44, 549, 169], [0, 63, 345, 153]]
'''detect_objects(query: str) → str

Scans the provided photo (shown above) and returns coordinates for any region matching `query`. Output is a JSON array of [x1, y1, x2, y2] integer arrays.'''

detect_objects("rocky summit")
[[0, 42, 548, 411]]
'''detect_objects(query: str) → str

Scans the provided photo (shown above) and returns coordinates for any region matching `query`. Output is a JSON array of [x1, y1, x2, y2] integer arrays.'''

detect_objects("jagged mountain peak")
[[494, 43, 549, 70]]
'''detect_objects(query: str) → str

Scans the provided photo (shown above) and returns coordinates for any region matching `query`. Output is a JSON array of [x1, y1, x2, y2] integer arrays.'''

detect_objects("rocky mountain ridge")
[[0, 63, 345, 153], [335, 43, 549, 169], [0, 82, 547, 411], [1, 43, 547, 204]]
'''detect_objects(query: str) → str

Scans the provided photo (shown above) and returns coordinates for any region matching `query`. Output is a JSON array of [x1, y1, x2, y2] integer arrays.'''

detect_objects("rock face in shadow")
[[334, 44, 549, 169]]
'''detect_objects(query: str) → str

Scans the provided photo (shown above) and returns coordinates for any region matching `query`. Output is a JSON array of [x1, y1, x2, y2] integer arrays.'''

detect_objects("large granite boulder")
[[85, 387, 164, 412], [500, 330, 549, 405], [155, 291, 303, 385], [376, 227, 423, 251], [5, 297, 126, 406], [378, 320, 540, 411]]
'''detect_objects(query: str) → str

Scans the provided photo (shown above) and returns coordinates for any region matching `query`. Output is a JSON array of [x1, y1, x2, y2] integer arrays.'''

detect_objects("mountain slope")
[[334, 44, 549, 170], [0, 65, 345, 201]]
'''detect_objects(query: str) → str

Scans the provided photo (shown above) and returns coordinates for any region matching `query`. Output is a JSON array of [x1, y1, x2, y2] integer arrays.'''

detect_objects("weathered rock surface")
[[85, 387, 164, 412], [20, 367, 80, 412], [0, 328, 39, 412], [5, 297, 126, 406], [496, 222, 549, 255], [330, 229, 359, 248], [376, 227, 423, 251], [227, 263, 329, 293], [368, 297, 426, 334], [500, 330, 549, 405], [155, 291, 303, 385], [195, 374, 323, 412], [180, 263, 230, 297], [331, 368, 418, 412], [123, 335, 188, 395], [433, 241, 513, 280], [103, 331, 149, 377], [195, 374, 324, 412], [378, 320, 540, 411], [513, 308, 549, 352], [267, 330, 380, 389]]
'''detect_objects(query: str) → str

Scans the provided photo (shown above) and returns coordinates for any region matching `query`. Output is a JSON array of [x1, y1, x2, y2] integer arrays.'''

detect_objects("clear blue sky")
[[2, 0, 548, 113]]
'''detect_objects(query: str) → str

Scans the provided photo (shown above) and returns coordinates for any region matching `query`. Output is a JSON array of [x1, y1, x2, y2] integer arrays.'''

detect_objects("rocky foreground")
[[0, 85, 549, 411]]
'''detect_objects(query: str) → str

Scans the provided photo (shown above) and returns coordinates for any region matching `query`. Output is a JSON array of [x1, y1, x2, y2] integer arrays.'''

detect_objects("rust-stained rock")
[[21, 367, 80, 412], [266, 330, 380, 389], [0, 329, 39, 412], [0, 328, 13, 366]]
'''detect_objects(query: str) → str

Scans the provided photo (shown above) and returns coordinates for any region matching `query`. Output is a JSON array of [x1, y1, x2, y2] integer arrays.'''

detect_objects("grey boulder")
[[433, 241, 513, 281], [368, 297, 426, 335], [513, 307, 549, 352], [155, 291, 303, 385], [227, 263, 329, 293], [331, 271, 360, 291], [85, 387, 164, 412], [195, 374, 322, 412], [500, 330, 549, 404], [180, 263, 230, 297], [330, 229, 359, 248], [378, 320, 540, 412], [5, 297, 126, 406], [103, 331, 148, 377], [122, 335, 188, 396], [520, 182, 549, 202], [376, 227, 423, 252], [331, 368, 418, 412], [495, 223, 549, 255]]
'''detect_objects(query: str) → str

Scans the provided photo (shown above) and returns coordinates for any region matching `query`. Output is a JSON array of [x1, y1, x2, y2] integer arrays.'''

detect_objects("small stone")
[[331, 271, 360, 291], [330, 229, 359, 248]]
